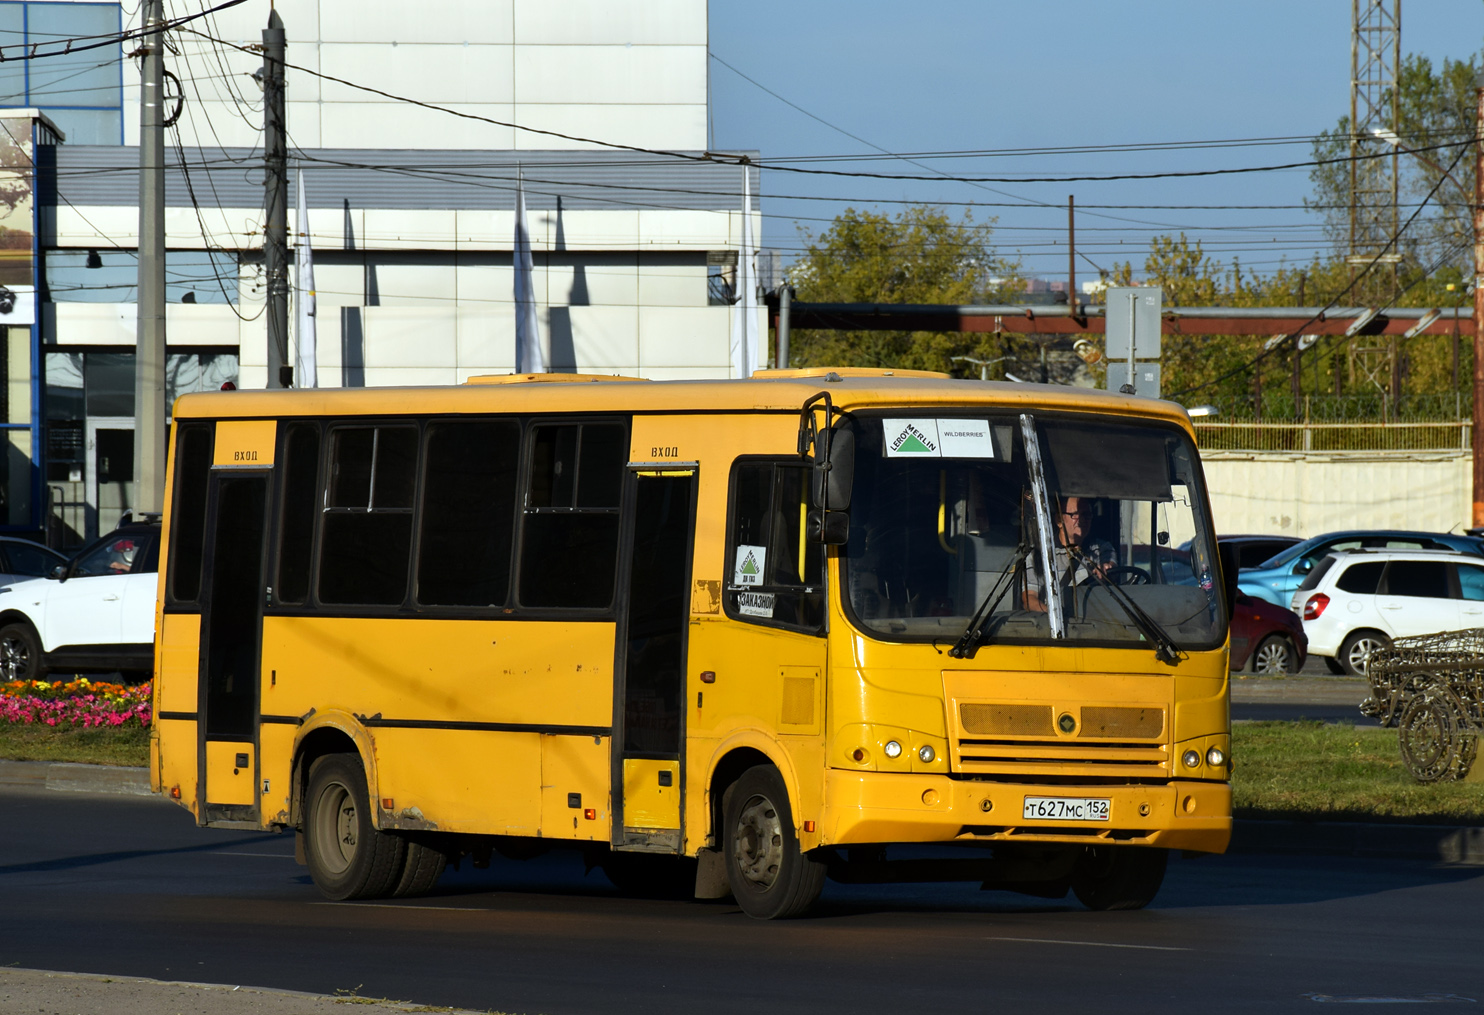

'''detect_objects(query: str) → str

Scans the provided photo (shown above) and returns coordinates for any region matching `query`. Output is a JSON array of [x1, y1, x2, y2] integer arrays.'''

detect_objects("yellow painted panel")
[[540, 735, 612, 842], [258, 724, 297, 826], [212, 419, 276, 467], [156, 718, 198, 817], [156, 614, 200, 715], [204, 741, 255, 806], [260, 616, 614, 729], [623, 757, 679, 830], [373, 728, 541, 836]]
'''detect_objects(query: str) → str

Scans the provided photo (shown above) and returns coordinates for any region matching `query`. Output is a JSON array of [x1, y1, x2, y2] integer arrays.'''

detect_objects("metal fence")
[[1194, 394, 1472, 452]]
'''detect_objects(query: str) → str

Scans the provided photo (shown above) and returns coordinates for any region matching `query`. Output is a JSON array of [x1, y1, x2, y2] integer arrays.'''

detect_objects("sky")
[[705, 0, 1484, 285]]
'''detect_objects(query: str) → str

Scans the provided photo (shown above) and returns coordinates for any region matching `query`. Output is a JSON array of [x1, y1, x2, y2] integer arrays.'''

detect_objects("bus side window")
[[417, 420, 520, 607], [167, 422, 214, 605], [725, 460, 824, 633], [276, 422, 320, 605], [319, 424, 417, 606], [519, 422, 624, 609]]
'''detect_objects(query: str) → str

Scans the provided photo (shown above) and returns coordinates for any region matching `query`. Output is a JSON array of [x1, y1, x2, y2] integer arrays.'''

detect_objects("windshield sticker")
[[737, 591, 775, 618], [883, 419, 941, 457], [734, 544, 767, 586], [937, 420, 996, 458]]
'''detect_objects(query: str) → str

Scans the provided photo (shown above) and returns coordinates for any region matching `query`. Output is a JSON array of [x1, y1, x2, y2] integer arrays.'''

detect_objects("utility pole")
[[1067, 195, 1076, 313], [133, 0, 166, 515], [776, 283, 791, 369], [263, 9, 289, 388], [1472, 82, 1484, 528]]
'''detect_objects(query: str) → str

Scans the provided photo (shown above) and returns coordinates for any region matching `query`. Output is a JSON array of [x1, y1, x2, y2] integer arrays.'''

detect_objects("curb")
[[1230, 818, 1484, 864], [0, 759, 150, 796], [4, 759, 1481, 865]]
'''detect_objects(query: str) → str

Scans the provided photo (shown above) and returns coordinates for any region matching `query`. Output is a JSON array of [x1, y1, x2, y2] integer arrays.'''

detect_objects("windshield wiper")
[[949, 541, 1032, 660], [1066, 544, 1185, 666]]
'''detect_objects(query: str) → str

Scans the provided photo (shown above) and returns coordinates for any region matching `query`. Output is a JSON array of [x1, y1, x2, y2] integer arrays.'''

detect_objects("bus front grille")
[[952, 702, 1169, 778]]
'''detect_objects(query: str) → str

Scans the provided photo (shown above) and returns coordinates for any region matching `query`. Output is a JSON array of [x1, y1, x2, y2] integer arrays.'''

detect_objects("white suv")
[[1291, 548, 1484, 676]]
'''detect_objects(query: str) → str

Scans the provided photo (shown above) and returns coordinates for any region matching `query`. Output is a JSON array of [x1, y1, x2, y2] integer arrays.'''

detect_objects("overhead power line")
[[0, 0, 247, 62]]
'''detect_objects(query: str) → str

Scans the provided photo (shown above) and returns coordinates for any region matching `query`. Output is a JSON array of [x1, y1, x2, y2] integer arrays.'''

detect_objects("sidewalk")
[[1230, 674, 1370, 706], [0, 968, 486, 1015]]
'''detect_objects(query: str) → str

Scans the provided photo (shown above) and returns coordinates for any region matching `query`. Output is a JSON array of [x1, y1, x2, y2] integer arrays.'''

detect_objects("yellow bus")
[[151, 368, 1233, 918]]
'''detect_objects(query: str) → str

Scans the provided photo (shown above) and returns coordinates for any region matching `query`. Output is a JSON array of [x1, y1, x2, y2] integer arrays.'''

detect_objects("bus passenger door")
[[612, 469, 696, 853], [197, 470, 270, 824]]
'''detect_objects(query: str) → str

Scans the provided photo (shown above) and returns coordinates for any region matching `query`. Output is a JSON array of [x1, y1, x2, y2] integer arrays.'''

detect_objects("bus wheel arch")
[[291, 716, 379, 829]]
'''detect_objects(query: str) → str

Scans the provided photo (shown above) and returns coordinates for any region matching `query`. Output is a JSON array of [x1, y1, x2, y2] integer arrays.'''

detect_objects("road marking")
[[987, 936, 1191, 952], [311, 902, 486, 912], [215, 852, 295, 858]]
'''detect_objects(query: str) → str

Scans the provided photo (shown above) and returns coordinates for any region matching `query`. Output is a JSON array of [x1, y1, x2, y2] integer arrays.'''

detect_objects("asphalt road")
[[3, 786, 1482, 1012]]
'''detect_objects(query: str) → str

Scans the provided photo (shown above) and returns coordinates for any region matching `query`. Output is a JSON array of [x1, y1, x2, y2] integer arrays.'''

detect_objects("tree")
[[788, 206, 1020, 373], [1307, 52, 1479, 284]]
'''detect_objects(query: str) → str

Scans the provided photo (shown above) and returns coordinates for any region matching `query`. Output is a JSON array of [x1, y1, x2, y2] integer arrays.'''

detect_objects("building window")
[[0, 3, 124, 145], [45, 249, 239, 304]]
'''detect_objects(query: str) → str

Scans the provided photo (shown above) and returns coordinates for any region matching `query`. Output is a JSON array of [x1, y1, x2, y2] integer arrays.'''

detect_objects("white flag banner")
[[514, 173, 545, 374], [729, 164, 759, 378], [293, 168, 317, 388]]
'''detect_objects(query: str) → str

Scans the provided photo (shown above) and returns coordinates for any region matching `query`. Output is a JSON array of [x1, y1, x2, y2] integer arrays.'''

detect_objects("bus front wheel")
[[723, 766, 825, 919], [304, 753, 406, 901], [1071, 845, 1168, 911]]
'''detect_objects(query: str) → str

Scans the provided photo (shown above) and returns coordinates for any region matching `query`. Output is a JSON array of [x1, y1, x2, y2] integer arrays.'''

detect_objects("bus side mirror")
[[1217, 541, 1239, 617], [808, 509, 850, 545], [811, 427, 854, 511]]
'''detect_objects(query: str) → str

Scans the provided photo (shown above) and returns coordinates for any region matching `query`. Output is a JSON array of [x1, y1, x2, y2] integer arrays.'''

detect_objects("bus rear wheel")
[[723, 766, 825, 919], [1071, 845, 1167, 911], [392, 837, 449, 898], [304, 753, 406, 901]]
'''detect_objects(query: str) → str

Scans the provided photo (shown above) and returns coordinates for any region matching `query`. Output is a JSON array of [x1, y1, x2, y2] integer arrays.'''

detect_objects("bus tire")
[[303, 753, 406, 901], [1071, 845, 1168, 911], [391, 837, 448, 898], [723, 765, 825, 919]]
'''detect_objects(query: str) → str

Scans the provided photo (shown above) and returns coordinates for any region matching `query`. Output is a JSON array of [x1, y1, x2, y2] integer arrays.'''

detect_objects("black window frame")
[[315, 420, 420, 609], [722, 455, 826, 636], [513, 417, 628, 612], [164, 420, 216, 610]]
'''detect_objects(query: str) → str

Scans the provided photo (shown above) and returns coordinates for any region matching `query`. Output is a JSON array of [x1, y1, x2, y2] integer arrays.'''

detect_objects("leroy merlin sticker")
[[883, 419, 941, 457], [737, 591, 775, 618], [734, 544, 767, 586], [937, 419, 996, 458]]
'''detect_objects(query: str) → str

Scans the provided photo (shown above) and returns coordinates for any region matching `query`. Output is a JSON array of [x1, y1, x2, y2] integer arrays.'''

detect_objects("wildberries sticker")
[[883, 419, 996, 458], [734, 544, 767, 586]]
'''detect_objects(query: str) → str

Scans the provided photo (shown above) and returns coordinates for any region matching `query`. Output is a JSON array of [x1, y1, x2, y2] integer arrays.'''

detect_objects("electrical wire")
[[1166, 139, 1472, 401], [0, 0, 248, 63]]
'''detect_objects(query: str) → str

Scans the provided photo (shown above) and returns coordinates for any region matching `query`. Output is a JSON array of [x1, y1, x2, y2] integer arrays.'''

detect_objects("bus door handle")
[[102, 593, 119, 602]]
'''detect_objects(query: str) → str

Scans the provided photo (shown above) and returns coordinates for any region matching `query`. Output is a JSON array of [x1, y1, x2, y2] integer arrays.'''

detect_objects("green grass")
[[0, 722, 149, 767], [1233, 721, 1484, 825]]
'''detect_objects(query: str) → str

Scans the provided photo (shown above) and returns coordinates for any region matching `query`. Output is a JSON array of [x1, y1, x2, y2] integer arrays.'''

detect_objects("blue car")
[[1237, 529, 1484, 607]]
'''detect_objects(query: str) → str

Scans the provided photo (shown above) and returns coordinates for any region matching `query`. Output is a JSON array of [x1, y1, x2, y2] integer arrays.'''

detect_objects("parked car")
[[1219, 534, 1303, 569], [0, 515, 161, 681], [1230, 592, 1308, 674], [1238, 529, 1484, 607], [1290, 548, 1482, 676], [0, 536, 66, 587]]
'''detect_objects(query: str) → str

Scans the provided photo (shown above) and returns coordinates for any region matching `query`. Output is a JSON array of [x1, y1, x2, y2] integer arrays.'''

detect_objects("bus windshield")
[[842, 411, 1225, 651]]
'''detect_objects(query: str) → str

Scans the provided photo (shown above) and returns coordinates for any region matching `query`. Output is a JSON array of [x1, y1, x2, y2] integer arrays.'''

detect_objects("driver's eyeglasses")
[[1062, 510, 1093, 519]]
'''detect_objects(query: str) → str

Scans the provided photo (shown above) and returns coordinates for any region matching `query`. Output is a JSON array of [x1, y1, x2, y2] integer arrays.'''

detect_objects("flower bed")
[[0, 677, 151, 728]]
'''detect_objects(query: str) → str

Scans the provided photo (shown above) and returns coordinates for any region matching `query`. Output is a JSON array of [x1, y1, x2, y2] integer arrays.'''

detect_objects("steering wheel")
[[1103, 566, 1151, 586]]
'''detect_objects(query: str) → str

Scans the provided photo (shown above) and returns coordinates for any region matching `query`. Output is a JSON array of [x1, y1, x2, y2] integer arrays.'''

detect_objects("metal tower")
[[1348, 0, 1402, 393]]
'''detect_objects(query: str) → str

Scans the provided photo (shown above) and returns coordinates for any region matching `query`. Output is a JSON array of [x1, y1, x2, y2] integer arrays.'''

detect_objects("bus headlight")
[[918, 745, 936, 763], [1207, 746, 1226, 767], [884, 740, 903, 759], [1182, 749, 1201, 768]]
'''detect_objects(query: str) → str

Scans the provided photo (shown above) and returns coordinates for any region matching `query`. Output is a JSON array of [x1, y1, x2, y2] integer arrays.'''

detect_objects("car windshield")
[[841, 412, 1225, 650]]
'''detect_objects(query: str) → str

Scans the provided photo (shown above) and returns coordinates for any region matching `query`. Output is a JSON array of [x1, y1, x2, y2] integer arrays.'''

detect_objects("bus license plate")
[[1022, 796, 1111, 822]]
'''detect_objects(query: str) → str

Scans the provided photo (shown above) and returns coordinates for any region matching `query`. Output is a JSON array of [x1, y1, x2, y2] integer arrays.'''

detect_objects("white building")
[[0, 0, 764, 543]]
